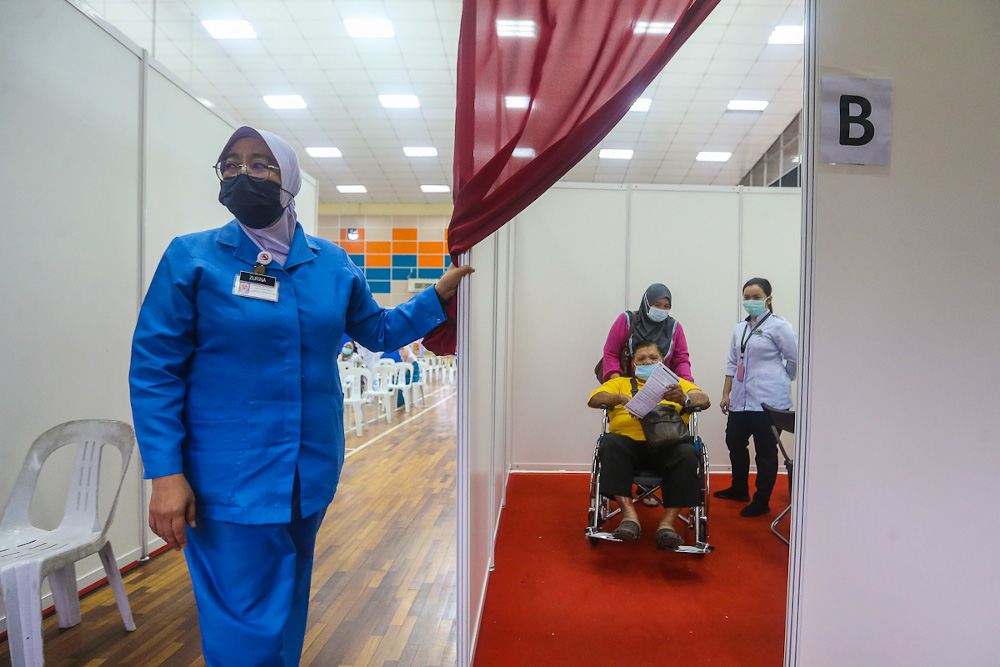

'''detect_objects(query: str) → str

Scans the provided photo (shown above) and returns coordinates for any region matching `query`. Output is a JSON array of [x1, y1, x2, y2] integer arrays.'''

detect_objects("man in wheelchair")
[[588, 340, 711, 549]]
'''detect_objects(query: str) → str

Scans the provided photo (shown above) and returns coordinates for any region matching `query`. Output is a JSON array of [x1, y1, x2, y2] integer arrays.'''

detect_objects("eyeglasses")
[[214, 160, 280, 182]]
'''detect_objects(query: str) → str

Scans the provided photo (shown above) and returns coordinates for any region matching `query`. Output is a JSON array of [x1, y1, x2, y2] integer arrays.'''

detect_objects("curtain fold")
[[424, 0, 720, 354]]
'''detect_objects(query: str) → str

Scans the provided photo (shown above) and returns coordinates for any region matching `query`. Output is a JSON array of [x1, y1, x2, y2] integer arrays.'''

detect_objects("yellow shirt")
[[588, 376, 701, 441]]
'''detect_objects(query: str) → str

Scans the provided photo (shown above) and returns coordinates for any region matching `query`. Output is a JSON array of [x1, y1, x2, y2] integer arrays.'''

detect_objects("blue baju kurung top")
[[129, 220, 446, 525]]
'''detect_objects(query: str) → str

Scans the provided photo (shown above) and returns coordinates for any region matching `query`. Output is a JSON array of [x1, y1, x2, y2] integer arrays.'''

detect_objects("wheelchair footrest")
[[584, 528, 622, 542], [673, 543, 714, 554]]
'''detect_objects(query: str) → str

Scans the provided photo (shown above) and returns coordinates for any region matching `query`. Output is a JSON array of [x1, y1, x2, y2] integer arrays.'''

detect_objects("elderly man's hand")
[[434, 263, 475, 301], [663, 383, 687, 404]]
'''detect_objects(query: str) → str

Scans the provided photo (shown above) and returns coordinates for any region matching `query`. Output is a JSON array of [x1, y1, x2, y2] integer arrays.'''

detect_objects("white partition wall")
[[461, 226, 514, 664], [144, 65, 237, 288], [508, 184, 801, 471], [788, 1, 1000, 663], [509, 185, 629, 469], [0, 0, 144, 625]]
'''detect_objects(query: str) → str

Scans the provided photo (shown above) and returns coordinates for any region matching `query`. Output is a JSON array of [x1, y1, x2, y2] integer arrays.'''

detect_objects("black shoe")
[[739, 500, 771, 517], [713, 486, 750, 501]]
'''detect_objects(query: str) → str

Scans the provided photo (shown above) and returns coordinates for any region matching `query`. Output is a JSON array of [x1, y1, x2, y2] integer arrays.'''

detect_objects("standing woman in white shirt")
[[715, 278, 798, 517]]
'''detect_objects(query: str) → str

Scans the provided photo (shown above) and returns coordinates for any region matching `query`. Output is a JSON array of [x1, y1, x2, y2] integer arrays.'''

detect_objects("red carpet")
[[474, 473, 789, 667]]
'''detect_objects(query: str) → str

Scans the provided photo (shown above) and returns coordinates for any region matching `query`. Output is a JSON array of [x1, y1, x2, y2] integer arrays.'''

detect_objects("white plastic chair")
[[0, 420, 137, 667], [446, 356, 458, 385], [424, 356, 441, 384], [342, 367, 372, 436], [394, 362, 415, 413], [411, 360, 430, 408], [369, 364, 398, 423], [337, 360, 353, 376]]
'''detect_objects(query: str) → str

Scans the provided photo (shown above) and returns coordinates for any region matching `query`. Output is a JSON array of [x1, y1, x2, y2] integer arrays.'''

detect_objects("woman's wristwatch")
[[683, 392, 691, 407]]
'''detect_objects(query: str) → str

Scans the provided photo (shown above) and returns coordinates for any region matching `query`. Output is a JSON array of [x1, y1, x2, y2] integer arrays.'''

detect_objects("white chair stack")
[[0, 420, 137, 667]]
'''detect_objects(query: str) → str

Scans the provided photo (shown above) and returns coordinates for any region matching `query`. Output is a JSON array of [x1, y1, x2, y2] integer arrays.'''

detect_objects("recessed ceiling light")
[[727, 100, 769, 111], [379, 94, 420, 109], [306, 147, 342, 158], [768, 25, 804, 44], [791, 155, 801, 163], [512, 147, 536, 158], [404, 146, 438, 157], [263, 95, 306, 109], [630, 98, 652, 112], [421, 185, 451, 193], [343, 18, 394, 38], [496, 19, 536, 37], [201, 20, 256, 39], [337, 185, 368, 194], [505, 96, 530, 109], [696, 151, 732, 162], [599, 149, 634, 160], [634, 21, 674, 35]]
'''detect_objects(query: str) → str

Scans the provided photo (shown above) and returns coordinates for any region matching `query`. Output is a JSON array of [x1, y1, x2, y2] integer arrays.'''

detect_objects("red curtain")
[[424, 0, 720, 354]]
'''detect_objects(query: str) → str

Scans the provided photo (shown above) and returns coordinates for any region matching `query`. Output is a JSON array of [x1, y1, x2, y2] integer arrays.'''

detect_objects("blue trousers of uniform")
[[184, 478, 326, 667]]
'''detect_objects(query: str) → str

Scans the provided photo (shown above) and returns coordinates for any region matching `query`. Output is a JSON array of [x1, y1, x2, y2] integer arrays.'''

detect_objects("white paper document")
[[624, 363, 681, 418]]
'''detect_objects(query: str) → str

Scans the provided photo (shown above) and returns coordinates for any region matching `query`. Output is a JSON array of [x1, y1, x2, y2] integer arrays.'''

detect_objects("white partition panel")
[[0, 0, 142, 623], [510, 186, 629, 469], [466, 232, 499, 658], [144, 66, 236, 289], [297, 171, 319, 237], [629, 187, 741, 469], [788, 1, 1000, 663]]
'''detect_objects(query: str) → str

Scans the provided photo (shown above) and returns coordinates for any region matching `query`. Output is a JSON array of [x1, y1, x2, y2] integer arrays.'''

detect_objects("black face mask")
[[219, 174, 286, 229]]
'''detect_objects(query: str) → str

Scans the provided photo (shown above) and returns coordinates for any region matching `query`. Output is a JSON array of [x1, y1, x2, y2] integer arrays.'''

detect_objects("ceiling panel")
[[85, 0, 803, 202]]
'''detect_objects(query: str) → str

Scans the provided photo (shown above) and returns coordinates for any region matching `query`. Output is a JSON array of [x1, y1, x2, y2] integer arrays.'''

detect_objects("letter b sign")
[[821, 77, 892, 165]]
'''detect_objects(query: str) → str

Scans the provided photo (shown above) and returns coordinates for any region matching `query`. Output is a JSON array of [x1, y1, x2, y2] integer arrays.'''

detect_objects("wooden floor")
[[0, 382, 458, 667]]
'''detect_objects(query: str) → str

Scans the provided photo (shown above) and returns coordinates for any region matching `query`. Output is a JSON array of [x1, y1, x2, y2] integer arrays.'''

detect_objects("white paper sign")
[[820, 76, 892, 165]]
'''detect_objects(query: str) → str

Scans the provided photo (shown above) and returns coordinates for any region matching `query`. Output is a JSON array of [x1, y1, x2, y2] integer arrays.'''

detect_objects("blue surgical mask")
[[634, 363, 658, 381], [647, 307, 670, 323], [743, 300, 768, 318], [341, 346, 352, 356], [219, 174, 286, 229]]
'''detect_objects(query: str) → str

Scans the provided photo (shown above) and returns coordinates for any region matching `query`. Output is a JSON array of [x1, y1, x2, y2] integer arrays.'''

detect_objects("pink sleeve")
[[602, 313, 629, 381], [667, 322, 694, 382]]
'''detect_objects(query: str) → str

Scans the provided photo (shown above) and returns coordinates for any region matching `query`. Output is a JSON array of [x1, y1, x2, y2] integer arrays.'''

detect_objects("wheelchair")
[[586, 407, 714, 554]]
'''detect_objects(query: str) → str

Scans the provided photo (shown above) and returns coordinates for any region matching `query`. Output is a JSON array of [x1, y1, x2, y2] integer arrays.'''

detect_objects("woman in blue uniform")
[[715, 278, 797, 517], [129, 126, 471, 666]]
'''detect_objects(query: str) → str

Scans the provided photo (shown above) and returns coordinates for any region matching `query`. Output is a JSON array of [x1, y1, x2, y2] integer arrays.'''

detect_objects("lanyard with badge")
[[232, 251, 279, 302], [737, 311, 770, 382]]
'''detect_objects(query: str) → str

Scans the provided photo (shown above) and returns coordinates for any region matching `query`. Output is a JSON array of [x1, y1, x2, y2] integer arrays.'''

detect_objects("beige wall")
[[316, 206, 452, 308]]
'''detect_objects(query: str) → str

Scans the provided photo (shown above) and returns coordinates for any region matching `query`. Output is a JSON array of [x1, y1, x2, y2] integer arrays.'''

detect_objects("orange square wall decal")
[[391, 228, 418, 241], [367, 254, 391, 268], [366, 241, 391, 254], [392, 241, 417, 254], [418, 241, 446, 255], [340, 240, 364, 254], [418, 254, 445, 268]]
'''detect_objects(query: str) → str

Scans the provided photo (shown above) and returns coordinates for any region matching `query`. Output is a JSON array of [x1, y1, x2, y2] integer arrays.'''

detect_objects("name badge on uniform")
[[233, 271, 279, 302]]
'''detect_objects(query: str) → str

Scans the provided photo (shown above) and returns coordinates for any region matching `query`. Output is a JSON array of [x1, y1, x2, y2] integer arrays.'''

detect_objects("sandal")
[[612, 519, 641, 541], [655, 526, 684, 550]]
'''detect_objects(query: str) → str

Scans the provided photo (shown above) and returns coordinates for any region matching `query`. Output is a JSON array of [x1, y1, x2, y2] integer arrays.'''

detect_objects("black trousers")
[[598, 433, 701, 508], [724, 410, 779, 503]]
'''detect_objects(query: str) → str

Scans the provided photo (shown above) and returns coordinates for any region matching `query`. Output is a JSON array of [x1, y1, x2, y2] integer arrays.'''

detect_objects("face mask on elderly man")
[[634, 363, 659, 381]]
